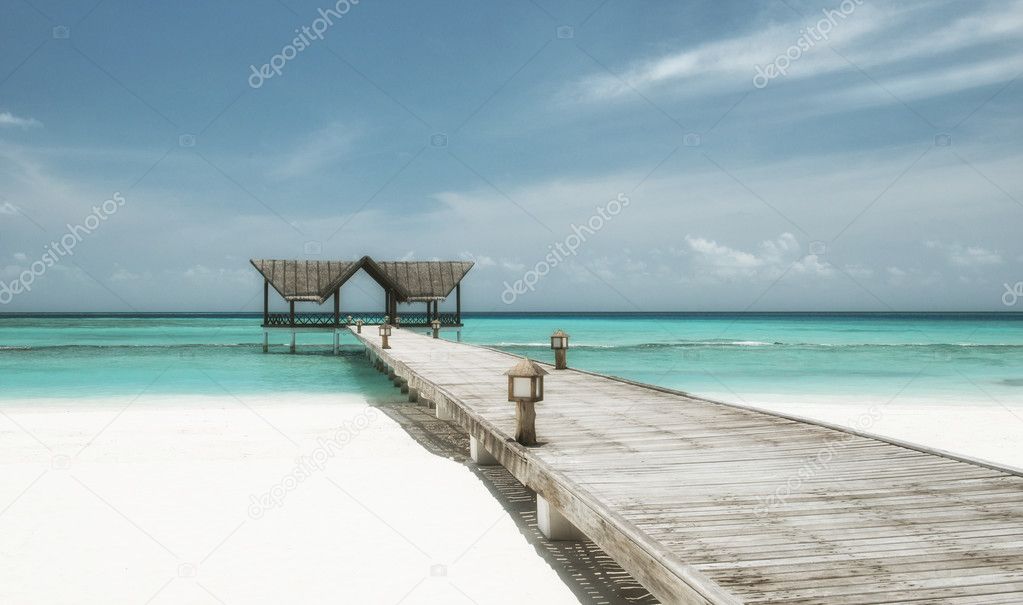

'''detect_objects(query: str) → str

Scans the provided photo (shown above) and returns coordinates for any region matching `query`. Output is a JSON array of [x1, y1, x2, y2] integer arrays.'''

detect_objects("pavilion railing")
[[264, 312, 460, 328]]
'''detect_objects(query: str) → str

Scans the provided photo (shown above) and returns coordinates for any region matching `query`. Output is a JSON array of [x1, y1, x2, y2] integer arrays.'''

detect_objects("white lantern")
[[379, 323, 392, 337], [505, 357, 548, 446], [550, 330, 569, 350], [505, 357, 547, 402]]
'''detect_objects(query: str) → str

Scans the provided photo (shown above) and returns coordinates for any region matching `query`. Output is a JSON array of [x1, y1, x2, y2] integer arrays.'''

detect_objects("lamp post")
[[550, 329, 569, 370], [431, 319, 441, 339], [346, 315, 353, 325], [394, 315, 401, 329], [355, 319, 363, 334], [379, 322, 392, 349], [505, 357, 548, 446]]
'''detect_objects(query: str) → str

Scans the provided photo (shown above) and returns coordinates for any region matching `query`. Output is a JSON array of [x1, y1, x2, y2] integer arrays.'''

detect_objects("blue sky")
[[0, 0, 1021, 312]]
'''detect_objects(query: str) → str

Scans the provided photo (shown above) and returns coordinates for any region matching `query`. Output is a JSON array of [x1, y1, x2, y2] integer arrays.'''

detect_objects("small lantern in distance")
[[379, 322, 392, 349], [431, 318, 441, 339], [505, 357, 548, 446], [346, 315, 353, 325], [394, 316, 401, 329], [355, 319, 363, 334], [550, 329, 569, 370]]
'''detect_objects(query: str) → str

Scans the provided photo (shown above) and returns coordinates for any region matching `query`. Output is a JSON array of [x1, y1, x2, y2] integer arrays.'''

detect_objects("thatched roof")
[[250, 260, 360, 303], [250, 257, 474, 303], [504, 357, 549, 377], [372, 261, 474, 301]]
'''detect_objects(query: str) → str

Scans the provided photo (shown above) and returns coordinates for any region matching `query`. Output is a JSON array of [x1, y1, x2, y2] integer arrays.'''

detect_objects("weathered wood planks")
[[350, 327, 1023, 605]]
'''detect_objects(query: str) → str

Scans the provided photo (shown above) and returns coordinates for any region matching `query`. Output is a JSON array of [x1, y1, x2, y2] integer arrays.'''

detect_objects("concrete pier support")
[[333, 332, 340, 355], [469, 436, 498, 466], [537, 495, 585, 541], [435, 397, 452, 420], [262, 331, 268, 353], [407, 387, 419, 403], [290, 331, 296, 354]]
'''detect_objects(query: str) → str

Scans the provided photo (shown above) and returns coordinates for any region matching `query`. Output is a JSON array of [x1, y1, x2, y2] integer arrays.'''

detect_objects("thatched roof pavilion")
[[250, 256, 473, 331]]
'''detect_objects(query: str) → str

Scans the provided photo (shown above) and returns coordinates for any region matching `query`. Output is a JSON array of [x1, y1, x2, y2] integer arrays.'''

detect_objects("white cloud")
[[269, 122, 358, 180], [568, 1, 1023, 110], [925, 241, 1003, 267], [886, 266, 908, 285], [183, 265, 251, 285], [459, 252, 496, 268], [110, 268, 151, 282], [684, 232, 834, 282], [843, 264, 874, 279], [0, 111, 40, 128]]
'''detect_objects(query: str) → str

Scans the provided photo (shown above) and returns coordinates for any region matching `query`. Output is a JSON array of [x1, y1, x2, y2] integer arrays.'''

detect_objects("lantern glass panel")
[[511, 376, 532, 399]]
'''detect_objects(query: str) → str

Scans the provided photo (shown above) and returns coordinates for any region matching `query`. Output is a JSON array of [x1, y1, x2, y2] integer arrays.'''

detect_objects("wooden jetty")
[[350, 326, 1023, 605]]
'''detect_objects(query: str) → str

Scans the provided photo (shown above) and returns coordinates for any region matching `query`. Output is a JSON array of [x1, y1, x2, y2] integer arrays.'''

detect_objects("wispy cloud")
[[925, 241, 1004, 267], [0, 111, 41, 128], [568, 1, 1023, 110], [269, 122, 358, 180]]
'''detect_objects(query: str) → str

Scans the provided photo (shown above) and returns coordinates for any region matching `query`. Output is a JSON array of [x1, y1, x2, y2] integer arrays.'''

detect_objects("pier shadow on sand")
[[374, 401, 660, 605]]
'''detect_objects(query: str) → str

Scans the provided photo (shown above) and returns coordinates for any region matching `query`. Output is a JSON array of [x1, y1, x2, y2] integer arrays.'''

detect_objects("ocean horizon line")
[[3, 311, 1023, 319]]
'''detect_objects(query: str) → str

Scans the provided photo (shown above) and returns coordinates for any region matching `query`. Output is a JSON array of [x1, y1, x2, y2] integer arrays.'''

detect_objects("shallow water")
[[1, 313, 1021, 404]]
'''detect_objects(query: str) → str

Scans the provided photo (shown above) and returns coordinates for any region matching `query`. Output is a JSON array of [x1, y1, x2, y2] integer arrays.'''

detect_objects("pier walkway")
[[349, 327, 1023, 605]]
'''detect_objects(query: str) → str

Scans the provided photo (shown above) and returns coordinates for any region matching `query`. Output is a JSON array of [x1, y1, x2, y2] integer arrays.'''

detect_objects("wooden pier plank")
[[351, 328, 1023, 604]]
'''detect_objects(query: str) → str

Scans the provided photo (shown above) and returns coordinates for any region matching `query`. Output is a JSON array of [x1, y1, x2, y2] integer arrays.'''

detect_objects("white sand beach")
[[3, 389, 1020, 604], [709, 393, 1023, 470], [0, 394, 579, 604]]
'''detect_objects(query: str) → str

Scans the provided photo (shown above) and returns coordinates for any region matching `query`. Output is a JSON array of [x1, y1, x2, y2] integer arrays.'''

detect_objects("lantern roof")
[[504, 357, 549, 377], [551, 329, 568, 337]]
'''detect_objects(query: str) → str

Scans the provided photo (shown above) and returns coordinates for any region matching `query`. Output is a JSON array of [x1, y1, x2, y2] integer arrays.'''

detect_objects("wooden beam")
[[289, 300, 295, 327], [263, 279, 269, 325], [456, 283, 461, 325], [333, 287, 340, 326]]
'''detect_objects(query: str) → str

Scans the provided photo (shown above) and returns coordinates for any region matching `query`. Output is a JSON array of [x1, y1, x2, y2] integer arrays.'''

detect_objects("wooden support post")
[[470, 436, 498, 466], [536, 495, 585, 541], [554, 349, 567, 370], [263, 280, 269, 326], [333, 332, 339, 355], [289, 300, 295, 327], [516, 401, 537, 446], [335, 292, 341, 325], [290, 330, 296, 354], [262, 330, 268, 353], [456, 283, 461, 325]]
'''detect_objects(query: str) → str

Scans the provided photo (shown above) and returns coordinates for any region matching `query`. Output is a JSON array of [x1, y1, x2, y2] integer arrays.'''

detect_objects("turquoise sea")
[[1, 313, 1022, 405]]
